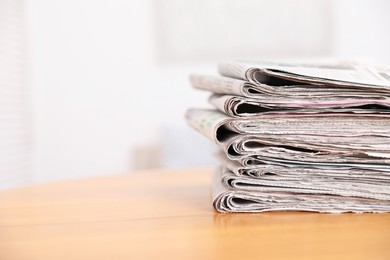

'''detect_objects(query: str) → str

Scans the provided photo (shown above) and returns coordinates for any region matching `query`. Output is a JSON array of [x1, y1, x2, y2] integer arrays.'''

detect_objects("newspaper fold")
[[185, 109, 390, 144], [218, 167, 390, 200], [217, 152, 390, 179], [209, 94, 390, 117], [217, 61, 390, 89], [213, 168, 390, 213], [190, 74, 390, 99]]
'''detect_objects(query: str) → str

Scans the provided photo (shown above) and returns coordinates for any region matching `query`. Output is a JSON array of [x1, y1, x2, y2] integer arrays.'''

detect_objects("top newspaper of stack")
[[190, 61, 390, 117]]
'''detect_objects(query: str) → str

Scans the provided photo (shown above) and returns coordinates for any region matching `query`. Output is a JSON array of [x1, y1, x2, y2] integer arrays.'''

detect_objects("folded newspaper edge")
[[209, 94, 390, 117], [219, 167, 390, 200], [223, 133, 390, 159], [212, 167, 390, 213], [217, 61, 390, 89], [190, 74, 390, 98], [216, 152, 390, 178], [185, 108, 390, 144]]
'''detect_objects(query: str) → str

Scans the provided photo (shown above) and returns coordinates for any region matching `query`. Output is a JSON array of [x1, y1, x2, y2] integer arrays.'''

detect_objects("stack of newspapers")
[[186, 60, 390, 213]]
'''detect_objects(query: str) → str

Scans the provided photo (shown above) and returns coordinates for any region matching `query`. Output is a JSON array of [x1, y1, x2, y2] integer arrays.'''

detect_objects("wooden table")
[[0, 168, 389, 260]]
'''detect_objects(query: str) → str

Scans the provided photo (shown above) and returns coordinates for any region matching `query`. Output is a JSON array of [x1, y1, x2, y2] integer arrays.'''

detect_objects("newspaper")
[[190, 74, 390, 99], [217, 61, 390, 89], [222, 133, 390, 157], [212, 168, 390, 213], [185, 109, 390, 143], [209, 94, 390, 117], [217, 167, 390, 200], [216, 152, 390, 178], [187, 60, 390, 213]]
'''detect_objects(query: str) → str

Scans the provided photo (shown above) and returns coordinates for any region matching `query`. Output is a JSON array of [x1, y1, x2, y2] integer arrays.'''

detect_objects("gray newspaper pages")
[[186, 60, 390, 213]]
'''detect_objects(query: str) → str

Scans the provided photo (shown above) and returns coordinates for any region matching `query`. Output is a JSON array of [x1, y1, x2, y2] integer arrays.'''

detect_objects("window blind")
[[0, 0, 31, 190]]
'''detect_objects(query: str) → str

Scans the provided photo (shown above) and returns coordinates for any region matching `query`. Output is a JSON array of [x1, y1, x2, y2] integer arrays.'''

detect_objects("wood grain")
[[0, 167, 389, 260]]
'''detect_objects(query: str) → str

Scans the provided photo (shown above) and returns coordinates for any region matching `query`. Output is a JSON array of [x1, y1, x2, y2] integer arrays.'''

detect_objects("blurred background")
[[1, 0, 390, 189]]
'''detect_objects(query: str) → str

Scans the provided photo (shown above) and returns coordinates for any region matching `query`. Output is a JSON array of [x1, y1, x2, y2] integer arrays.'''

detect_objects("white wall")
[[332, 0, 390, 65], [26, 0, 214, 183], [154, 0, 332, 62]]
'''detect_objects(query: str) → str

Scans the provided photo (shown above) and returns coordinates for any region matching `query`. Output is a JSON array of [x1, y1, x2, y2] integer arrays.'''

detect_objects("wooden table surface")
[[0, 168, 389, 260]]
